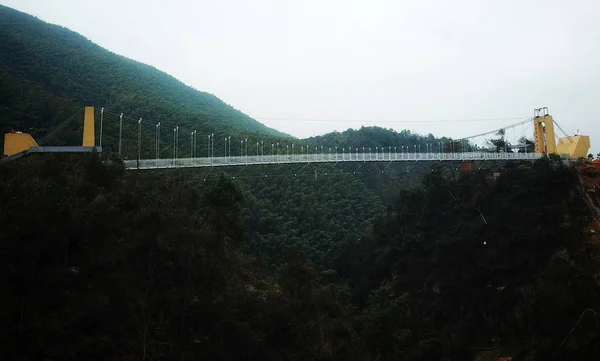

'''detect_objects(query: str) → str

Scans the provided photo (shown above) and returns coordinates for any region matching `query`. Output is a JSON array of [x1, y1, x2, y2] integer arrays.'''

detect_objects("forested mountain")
[[0, 5, 289, 150], [170, 158, 439, 267], [2, 5, 599, 360], [0, 5, 465, 162], [240, 168, 385, 266], [0, 1, 458, 262], [1, 154, 598, 360], [305, 126, 446, 151]]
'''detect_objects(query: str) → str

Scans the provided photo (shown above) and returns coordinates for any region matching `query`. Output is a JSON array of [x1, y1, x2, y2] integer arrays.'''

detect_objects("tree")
[[486, 129, 510, 152], [517, 136, 535, 153]]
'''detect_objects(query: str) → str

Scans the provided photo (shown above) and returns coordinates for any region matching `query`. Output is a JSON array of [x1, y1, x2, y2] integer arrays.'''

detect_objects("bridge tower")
[[82, 106, 95, 147], [533, 107, 557, 155]]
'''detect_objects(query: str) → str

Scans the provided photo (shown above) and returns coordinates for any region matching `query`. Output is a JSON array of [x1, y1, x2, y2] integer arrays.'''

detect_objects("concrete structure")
[[2, 106, 101, 161], [533, 108, 557, 155], [533, 107, 591, 159], [556, 135, 591, 159], [82, 106, 95, 147], [3, 132, 39, 157]]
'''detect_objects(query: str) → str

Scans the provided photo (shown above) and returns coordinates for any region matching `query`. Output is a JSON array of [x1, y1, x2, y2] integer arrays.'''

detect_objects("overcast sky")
[[3, 0, 599, 153]]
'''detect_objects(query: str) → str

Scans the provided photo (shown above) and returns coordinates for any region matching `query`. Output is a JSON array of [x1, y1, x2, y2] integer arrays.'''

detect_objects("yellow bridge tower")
[[533, 107, 590, 159]]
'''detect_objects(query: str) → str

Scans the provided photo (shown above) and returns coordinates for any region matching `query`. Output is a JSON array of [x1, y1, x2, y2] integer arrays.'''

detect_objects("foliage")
[[172, 159, 433, 267], [238, 166, 384, 267], [337, 156, 600, 359], [517, 136, 535, 153], [486, 128, 510, 152], [304, 126, 450, 154], [1, 5, 599, 360], [0, 5, 289, 154], [1, 154, 598, 360], [0, 154, 352, 360]]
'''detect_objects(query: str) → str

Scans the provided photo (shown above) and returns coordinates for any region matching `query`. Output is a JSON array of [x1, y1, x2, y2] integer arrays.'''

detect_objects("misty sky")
[[3, 0, 599, 153]]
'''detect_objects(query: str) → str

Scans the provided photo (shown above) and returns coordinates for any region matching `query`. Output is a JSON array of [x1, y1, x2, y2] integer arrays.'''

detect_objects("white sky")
[[3, 0, 600, 154]]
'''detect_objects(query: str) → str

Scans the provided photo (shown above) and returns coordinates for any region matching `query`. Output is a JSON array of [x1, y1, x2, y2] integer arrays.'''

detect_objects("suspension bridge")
[[123, 151, 541, 170], [2, 106, 590, 169]]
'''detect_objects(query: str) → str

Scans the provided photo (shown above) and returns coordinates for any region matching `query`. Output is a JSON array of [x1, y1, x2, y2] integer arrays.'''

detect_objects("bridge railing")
[[123, 151, 543, 170]]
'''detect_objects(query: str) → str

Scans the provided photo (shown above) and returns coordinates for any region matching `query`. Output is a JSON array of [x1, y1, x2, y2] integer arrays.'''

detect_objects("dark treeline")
[[305, 127, 447, 153], [1, 154, 598, 360]]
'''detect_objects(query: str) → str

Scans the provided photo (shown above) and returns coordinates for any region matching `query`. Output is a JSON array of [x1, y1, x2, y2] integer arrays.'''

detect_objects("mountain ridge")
[[0, 4, 291, 151], [0, 5, 461, 158]]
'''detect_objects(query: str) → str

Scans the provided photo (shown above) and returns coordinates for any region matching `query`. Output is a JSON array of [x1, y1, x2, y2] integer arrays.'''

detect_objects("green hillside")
[[0, 5, 490, 162], [3, 6, 599, 359], [0, 5, 289, 153], [300, 126, 460, 199], [305, 126, 445, 150], [1, 154, 598, 360]]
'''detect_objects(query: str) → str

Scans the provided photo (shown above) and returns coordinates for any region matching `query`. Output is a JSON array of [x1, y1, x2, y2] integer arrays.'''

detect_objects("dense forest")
[[169, 157, 443, 267], [0, 5, 288, 151], [2, 4, 600, 360], [1, 154, 598, 360]]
